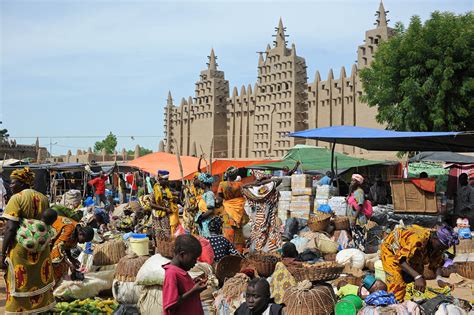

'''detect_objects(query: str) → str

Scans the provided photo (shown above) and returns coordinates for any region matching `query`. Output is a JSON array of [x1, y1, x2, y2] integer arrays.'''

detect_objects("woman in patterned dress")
[[217, 166, 248, 252], [1, 167, 56, 314], [242, 170, 282, 252]]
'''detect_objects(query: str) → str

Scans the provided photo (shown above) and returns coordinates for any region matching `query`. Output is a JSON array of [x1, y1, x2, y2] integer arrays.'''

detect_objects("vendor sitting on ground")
[[206, 216, 240, 263], [281, 242, 298, 262], [235, 278, 284, 315], [358, 274, 388, 299], [380, 224, 458, 302], [51, 216, 94, 281]]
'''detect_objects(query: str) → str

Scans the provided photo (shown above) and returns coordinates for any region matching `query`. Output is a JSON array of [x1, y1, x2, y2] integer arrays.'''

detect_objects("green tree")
[[360, 12, 474, 132], [127, 146, 153, 156], [94, 132, 118, 154], [0, 121, 8, 142]]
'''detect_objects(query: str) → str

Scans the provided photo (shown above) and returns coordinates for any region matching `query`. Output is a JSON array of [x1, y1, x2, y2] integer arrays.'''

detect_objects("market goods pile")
[[52, 298, 118, 314]]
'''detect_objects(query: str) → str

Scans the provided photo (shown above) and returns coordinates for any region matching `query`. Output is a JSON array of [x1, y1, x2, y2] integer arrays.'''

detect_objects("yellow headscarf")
[[10, 167, 35, 186]]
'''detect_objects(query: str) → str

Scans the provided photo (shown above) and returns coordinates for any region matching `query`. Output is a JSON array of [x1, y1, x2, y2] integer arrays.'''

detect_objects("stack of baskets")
[[285, 261, 344, 282], [455, 261, 474, 280], [93, 239, 127, 266], [308, 212, 332, 232], [155, 239, 175, 258], [246, 252, 281, 277], [115, 254, 150, 282]]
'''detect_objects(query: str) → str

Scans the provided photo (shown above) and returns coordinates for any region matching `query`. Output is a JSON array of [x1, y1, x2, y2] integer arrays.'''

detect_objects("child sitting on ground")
[[235, 278, 284, 315], [162, 234, 207, 315]]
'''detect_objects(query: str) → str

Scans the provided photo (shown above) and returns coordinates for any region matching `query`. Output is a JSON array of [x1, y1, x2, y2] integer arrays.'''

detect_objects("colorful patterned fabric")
[[218, 181, 247, 252], [436, 225, 459, 247], [198, 173, 214, 184], [10, 167, 35, 186], [16, 219, 56, 253], [2, 189, 55, 314], [207, 235, 239, 262], [243, 181, 281, 252], [381, 225, 444, 301], [365, 290, 398, 306], [153, 183, 179, 236], [154, 214, 171, 241], [269, 262, 297, 304], [196, 190, 216, 238], [182, 184, 200, 235], [51, 216, 78, 281]]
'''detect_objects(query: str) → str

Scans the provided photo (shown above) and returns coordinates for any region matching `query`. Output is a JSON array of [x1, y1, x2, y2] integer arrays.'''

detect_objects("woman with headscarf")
[[182, 168, 204, 235], [381, 224, 458, 301], [149, 170, 179, 240], [1, 167, 56, 314], [195, 173, 216, 238], [242, 170, 282, 252], [206, 216, 240, 263], [216, 166, 248, 252], [347, 174, 371, 250]]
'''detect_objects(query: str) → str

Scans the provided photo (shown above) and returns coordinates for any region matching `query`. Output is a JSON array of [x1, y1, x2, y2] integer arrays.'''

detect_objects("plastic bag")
[[197, 237, 215, 265], [112, 280, 144, 305], [53, 269, 115, 300], [290, 235, 310, 254], [135, 254, 170, 286], [336, 248, 365, 269]]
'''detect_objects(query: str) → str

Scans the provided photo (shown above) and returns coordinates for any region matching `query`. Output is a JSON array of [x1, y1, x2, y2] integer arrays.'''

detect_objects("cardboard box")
[[279, 191, 292, 201], [289, 209, 310, 219], [291, 195, 313, 203], [290, 201, 313, 213], [291, 188, 314, 196], [291, 174, 312, 190]]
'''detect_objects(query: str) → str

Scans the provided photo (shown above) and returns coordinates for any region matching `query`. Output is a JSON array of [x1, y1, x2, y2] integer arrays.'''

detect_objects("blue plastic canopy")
[[289, 126, 474, 152]]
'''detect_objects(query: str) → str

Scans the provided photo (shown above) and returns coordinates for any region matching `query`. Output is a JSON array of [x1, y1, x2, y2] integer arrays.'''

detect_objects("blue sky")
[[1, 0, 471, 155]]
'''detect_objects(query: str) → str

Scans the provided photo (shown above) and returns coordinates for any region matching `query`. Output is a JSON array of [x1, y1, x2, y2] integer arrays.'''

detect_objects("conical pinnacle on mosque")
[[375, 0, 389, 27], [273, 17, 288, 47], [207, 48, 218, 70]]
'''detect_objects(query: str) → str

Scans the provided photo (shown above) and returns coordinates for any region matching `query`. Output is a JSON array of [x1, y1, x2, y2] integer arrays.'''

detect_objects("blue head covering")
[[436, 225, 459, 247], [157, 170, 169, 179], [198, 173, 214, 184]]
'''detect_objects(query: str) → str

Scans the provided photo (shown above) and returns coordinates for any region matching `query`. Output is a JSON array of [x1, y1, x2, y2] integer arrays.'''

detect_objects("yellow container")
[[129, 237, 149, 256], [374, 259, 386, 282]]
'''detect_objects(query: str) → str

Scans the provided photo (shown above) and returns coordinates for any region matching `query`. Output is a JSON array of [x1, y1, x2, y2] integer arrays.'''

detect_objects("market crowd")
[[0, 160, 473, 315]]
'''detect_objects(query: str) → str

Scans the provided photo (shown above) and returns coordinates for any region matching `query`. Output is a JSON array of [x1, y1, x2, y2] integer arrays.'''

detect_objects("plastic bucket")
[[375, 259, 386, 281], [129, 237, 149, 256], [340, 294, 363, 310], [335, 300, 357, 315]]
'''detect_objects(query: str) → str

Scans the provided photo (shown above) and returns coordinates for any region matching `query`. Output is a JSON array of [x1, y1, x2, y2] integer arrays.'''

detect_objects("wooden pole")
[[330, 141, 336, 182], [173, 139, 186, 186], [199, 145, 209, 172], [209, 137, 214, 175]]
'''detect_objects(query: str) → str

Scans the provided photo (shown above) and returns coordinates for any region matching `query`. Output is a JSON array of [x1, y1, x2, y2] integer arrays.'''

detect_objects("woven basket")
[[333, 216, 350, 231], [114, 253, 150, 282], [216, 255, 245, 285], [155, 239, 175, 258], [283, 281, 336, 315], [455, 261, 474, 280], [456, 238, 474, 254], [246, 253, 281, 278], [286, 261, 344, 283], [93, 239, 127, 266], [308, 213, 331, 232], [333, 275, 362, 287]]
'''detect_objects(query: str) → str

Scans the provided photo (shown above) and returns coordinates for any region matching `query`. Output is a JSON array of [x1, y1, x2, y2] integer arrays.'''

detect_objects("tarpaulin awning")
[[289, 126, 474, 152], [126, 152, 200, 181], [184, 159, 276, 179], [409, 151, 474, 164], [249, 145, 384, 172]]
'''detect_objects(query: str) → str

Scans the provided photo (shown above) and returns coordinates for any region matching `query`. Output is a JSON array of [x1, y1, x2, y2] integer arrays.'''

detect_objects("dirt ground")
[[0, 271, 5, 314]]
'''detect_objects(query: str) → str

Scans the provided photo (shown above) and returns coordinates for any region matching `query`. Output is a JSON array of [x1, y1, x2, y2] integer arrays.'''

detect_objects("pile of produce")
[[53, 298, 118, 314]]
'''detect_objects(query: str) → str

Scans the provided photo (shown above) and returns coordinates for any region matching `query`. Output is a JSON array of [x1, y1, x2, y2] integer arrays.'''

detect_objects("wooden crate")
[[390, 179, 438, 213]]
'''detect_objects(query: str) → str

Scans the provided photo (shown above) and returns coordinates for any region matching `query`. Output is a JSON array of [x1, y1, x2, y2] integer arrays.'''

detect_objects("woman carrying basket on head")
[[150, 170, 179, 241], [217, 166, 248, 253]]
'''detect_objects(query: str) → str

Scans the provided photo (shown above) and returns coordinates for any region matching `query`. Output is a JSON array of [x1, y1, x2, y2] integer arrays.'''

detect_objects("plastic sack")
[[434, 303, 467, 315], [135, 254, 170, 286], [313, 232, 339, 254], [317, 204, 333, 214], [336, 248, 365, 269], [53, 269, 115, 300], [173, 224, 186, 237], [197, 236, 215, 265], [112, 280, 144, 305], [137, 285, 163, 315], [290, 235, 310, 254]]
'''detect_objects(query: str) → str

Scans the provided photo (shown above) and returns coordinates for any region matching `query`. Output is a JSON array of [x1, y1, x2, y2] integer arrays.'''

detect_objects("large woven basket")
[[216, 255, 245, 285], [246, 253, 281, 278], [286, 261, 344, 283], [455, 261, 474, 280], [308, 213, 331, 232], [114, 253, 150, 282], [283, 281, 336, 315], [333, 216, 350, 231], [456, 238, 474, 254], [333, 275, 362, 287], [324, 253, 337, 261], [155, 239, 175, 258], [93, 239, 127, 266]]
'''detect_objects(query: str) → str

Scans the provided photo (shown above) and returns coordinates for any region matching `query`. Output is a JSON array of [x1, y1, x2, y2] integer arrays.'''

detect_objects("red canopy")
[[126, 152, 200, 181], [184, 159, 277, 179]]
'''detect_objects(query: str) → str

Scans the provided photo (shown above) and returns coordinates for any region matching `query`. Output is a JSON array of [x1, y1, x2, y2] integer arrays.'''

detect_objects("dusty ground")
[[0, 271, 5, 314]]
